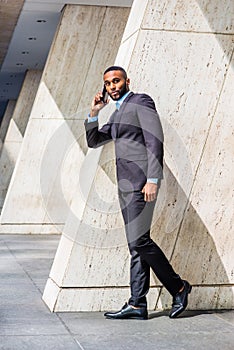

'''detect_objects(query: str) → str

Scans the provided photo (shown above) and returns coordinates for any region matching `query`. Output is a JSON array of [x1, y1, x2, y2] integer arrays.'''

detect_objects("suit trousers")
[[118, 190, 183, 308]]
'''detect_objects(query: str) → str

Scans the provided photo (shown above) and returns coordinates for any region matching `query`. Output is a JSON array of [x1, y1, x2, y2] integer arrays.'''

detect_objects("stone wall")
[[0, 71, 41, 211], [43, 0, 234, 311], [0, 5, 130, 235], [1, 0, 232, 311], [0, 100, 16, 152], [114, 0, 234, 309]]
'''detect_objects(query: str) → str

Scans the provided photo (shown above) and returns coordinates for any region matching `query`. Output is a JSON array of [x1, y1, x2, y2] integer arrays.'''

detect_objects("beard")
[[109, 82, 129, 101]]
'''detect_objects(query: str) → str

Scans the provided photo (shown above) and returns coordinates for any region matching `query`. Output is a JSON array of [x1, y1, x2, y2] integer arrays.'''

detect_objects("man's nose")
[[110, 82, 116, 89]]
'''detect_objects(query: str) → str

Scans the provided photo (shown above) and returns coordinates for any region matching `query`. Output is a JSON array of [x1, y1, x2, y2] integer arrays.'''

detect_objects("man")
[[84, 66, 192, 319]]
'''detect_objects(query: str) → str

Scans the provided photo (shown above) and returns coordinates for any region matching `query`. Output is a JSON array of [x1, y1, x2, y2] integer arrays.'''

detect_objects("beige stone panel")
[[36, 6, 130, 119], [159, 286, 234, 310], [115, 29, 233, 290], [54, 140, 160, 289], [47, 234, 74, 286], [0, 85, 85, 229], [0, 138, 21, 209], [46, 151, 126, 289], [59, 176, 157, 289], [42, 5, 106, 117], [45, 3, 234, 311], [191, 60, 234, 283], [169, 204, 231, 285], [0, 117, 65, 224], [41, 118, 86, 226], [171, 57, 234, 285], [12, 70, 42, 134], [14, 82, 82, 227], [1, 5, 130, 234], [150, 164, 189, 262], [191, 286, 234, 309], [0, 71, 42, 212], [43, 84, 121, 236], [44, 107, 122, 304], [29, 81, 66, 120], [143, 0, 234, 34], [118, 28, 190, 262], [128, 30, 233, 195], [15, 81, 87, 226], [115, 30, 139, 69], [2, 118, 22, 142], [49, 285, 160, 312], [51, 116, 125, 286], [61, 240, 129, 287], [59, 147, 105, 243], [0, 224, 62, 235], [43, 107, 115, 239], [55, 149, 128, 286], [42, 4, 132, 310], [77, 7, 130, 112], [42, 278, 61, 312], [0, 100, 16, 144]]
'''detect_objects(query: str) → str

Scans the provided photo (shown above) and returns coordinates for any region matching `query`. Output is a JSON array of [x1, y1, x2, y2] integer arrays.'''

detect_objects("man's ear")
[[126, 78, 130, 87]]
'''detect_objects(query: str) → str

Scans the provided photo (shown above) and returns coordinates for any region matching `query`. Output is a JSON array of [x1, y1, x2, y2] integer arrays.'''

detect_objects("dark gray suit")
[[85, 92, 183, 307]]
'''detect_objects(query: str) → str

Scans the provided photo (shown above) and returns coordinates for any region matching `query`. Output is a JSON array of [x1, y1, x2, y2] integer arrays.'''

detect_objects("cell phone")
[[101, 85, 108, 103]]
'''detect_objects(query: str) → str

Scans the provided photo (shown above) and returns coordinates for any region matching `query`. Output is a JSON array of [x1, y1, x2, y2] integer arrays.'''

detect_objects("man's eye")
[[113, 79, 120, 83]]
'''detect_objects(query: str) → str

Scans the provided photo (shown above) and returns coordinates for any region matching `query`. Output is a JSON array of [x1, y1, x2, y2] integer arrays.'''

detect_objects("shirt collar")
[[117, 91, 131, 105]]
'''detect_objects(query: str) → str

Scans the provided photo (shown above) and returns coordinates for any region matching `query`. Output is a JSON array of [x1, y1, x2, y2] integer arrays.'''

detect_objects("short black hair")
[[103, 66, 127, 79]]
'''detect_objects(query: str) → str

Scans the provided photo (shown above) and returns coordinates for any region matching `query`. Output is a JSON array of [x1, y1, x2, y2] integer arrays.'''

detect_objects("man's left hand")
[[141, 183, 158, 202]]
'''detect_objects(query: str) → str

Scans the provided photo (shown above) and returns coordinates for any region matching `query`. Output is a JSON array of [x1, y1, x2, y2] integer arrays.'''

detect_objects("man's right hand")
[[90, 91, 108, 117]]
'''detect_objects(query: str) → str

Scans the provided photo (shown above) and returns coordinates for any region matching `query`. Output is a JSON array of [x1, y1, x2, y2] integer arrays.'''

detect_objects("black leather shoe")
[[104, 303, 148, 320], [169, 280, 192, 318]]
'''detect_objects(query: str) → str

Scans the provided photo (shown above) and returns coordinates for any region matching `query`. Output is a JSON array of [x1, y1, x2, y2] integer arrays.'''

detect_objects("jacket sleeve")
[[84, 119, 113, 148], [136, 94, 164, 179]]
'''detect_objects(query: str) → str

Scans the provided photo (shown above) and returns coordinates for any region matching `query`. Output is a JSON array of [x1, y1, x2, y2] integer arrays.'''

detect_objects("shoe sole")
[[105, 315, 148, 320]]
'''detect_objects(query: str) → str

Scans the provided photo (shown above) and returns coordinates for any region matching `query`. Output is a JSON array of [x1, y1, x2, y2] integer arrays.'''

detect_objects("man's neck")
[[117, 91, 131, 103]]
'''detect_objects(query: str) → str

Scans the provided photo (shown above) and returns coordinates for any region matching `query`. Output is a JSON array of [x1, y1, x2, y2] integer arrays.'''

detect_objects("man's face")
[[103, 70, 130, 101]]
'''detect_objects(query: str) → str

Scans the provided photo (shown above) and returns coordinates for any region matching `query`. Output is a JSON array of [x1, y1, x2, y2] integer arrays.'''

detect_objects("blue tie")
[[116, 101, 120, 110]]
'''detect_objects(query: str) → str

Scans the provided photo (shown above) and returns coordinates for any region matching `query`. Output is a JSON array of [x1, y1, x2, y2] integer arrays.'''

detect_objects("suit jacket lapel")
[[110, 92, 134, 139], [119, 92, 134, 113], [109, 109, 119, 140], [116, 92, 134, 138]]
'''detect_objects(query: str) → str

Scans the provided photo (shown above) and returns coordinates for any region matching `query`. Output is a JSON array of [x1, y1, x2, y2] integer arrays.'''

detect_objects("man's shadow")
[[148, 309, 221, 319]]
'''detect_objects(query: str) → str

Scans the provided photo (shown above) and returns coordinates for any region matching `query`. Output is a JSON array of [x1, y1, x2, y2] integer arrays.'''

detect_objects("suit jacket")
[[84, 92, 164, 192]]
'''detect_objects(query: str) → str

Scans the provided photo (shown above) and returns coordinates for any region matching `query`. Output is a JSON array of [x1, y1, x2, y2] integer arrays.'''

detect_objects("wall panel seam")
[[141, 28, 234, 36]]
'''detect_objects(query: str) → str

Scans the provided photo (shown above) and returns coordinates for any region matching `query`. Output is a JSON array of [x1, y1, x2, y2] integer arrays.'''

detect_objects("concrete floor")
[[0, 234, 233, 350]]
